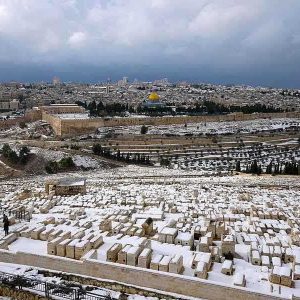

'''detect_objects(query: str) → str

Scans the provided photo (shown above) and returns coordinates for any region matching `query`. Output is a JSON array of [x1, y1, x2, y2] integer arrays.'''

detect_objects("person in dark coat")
[[3, 214, 9, 236]]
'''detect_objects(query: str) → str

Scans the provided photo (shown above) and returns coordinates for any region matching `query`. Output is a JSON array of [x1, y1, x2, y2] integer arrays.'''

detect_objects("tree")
[[235, 160, 241, 172], [59, 157, 75, 169], [146, 155, 151, 165], [97, 101, 105, 112], [1, 144, 19, 164], [257, 165, 262, 175], [160, 157, 170, 166], [250, 160, 259, 174], [17, 94, 25, 102], [8, 150, 18, 164], [1, 144, 12, 157], [212, 136, 218, 144], [88, 100, 97, 115], [19, 122, 27, 129], [45, 161, 59, 174], [19, 146, 30, 164], [140, 125, 148, 134], [116, 150, 121, 159], [125, 153, 130, 162], [266, 162, 273, 174], [75, 100, 87, 109], [92, 144, 102, 155]]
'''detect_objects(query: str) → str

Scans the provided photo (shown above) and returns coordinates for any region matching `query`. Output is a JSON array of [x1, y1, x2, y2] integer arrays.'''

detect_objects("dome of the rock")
[[148, 92, 160, 101]]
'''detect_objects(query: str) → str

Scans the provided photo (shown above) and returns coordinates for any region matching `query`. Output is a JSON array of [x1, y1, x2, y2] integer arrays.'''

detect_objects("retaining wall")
[[0, 249, 288, 300], [0, 286, 48, 300]]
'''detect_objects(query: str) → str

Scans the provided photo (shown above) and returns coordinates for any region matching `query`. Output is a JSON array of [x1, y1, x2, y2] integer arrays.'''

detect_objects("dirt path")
[[0, 159, 22, 178], [62, 148, 128, 168]]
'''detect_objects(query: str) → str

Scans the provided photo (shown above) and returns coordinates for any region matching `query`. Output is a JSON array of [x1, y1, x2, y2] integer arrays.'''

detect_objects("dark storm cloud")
[[0, 0, 300, 87]]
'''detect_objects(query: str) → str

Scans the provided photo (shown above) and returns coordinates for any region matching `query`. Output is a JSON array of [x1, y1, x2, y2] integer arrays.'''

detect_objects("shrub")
[[58, 157, 75, 169], [19, 122, 27, 129], [19, 146, 30, 164], [45, 161, 59, 174], [140, 125, 148, 134], [8, 150, 19, 164], [92, 144, 103, 155], [1, 144, 12, 157], [1, 144, 30, 165]]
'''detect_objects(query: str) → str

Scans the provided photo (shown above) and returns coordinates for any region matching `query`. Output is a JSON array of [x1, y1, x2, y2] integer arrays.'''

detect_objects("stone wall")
[[25, 109, 43, 122], [1, 109, 299, 137], [0, 249, 287, 300], [0, 109, 41, 131], [0, 285, 48, 300], [40, 269, 188, 300], [102, 111, 300, 127], [39, 105, 85, 114], [41, 112, 61, 137], [60, 118, 104, 137], [43, 111, 300, 138], [103, 112, 242, 127]]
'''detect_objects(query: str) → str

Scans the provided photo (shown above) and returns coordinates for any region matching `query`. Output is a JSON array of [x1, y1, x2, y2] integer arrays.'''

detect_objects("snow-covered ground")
[[0, 166, 300, 299], [0, 121, 54, 139], [30, 147, 103, 169], [168, 142, 300, 173], [96, 118, 300, 137], [90, 117, 300, 174]]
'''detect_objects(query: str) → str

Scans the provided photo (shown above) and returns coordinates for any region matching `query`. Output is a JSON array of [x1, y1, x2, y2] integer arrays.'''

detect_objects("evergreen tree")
[[1, 144, 12, 157], [8, 150, 19, 164], [59, 157, 75, 169], [266, 162, 273, 174], [116, 150, 121, 159], [19, 146, 30, 164], [45, 161, 59, 174], [92, 144, 102, 155], [250, 160, 258, 174], [141, 125, 148, 134]]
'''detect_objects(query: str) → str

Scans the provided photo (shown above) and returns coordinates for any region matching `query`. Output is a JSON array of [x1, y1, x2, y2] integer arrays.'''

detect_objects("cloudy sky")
[[0, 0, 300, 87]]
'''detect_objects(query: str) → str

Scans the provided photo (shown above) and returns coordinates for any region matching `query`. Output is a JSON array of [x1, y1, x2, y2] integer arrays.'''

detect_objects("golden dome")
[[148, 92, 160, 101]]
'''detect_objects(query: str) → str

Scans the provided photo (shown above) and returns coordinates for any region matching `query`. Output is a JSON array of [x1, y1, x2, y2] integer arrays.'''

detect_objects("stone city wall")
[[103, 112, 243, 127], [41, 112, 61, 136], [0, 249, 287, 300], [60, 118, 105, 137], [40, 112, 104, 137], [103, 111, 300, 127], [46, 111, 300, 138], [1, 109, 299, 137], [39, 105, 86, 114], [0, 109, 42, 131]]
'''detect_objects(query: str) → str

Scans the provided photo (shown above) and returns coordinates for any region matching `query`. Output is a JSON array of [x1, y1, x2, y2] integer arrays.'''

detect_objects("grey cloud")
[[0, 0, 300, 87]]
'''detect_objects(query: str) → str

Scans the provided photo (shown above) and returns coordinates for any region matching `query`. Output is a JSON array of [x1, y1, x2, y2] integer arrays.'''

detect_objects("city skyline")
[[0, 0, 300, 88]]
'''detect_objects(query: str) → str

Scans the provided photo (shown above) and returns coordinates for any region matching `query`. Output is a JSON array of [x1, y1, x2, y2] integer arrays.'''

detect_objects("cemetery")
[[0, 166, 300, 299]]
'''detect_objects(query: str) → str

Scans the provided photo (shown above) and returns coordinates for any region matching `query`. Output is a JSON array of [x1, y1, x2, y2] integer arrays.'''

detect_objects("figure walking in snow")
[[3, 214, 9, 236]]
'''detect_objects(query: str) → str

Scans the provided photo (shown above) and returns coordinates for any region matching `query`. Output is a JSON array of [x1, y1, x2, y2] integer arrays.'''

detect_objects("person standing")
[[28, 204, 34, 221], [3, 214, 9, 236]]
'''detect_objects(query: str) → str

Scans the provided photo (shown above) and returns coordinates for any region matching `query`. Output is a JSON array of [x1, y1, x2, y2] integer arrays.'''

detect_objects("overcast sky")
[[0, 0, 300, 87]]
